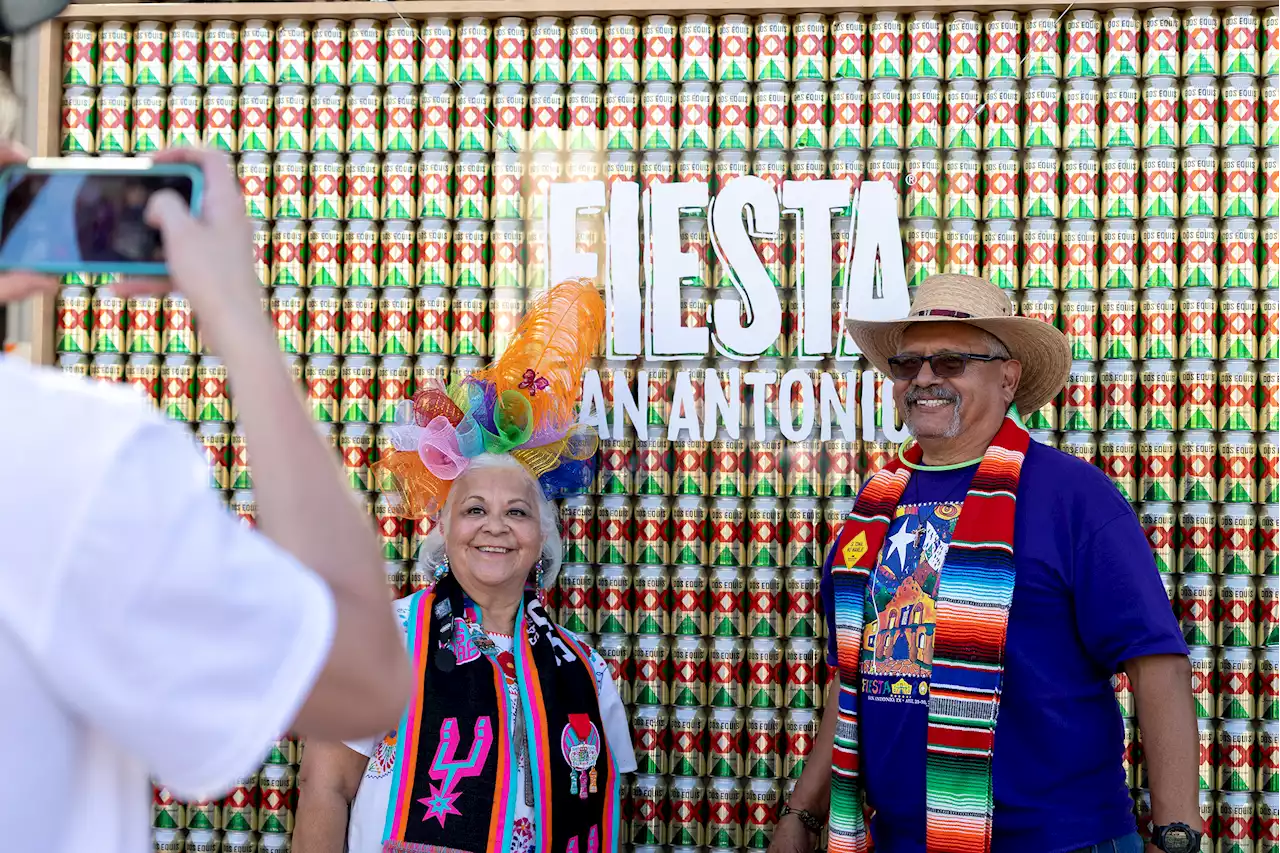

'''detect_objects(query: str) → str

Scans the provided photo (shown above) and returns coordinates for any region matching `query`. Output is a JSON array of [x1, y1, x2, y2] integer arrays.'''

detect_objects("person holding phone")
[[0, 145, 411, 852]]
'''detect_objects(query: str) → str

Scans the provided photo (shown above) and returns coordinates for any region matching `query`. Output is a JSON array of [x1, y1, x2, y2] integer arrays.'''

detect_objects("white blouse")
[[343, 596, 636, 853]]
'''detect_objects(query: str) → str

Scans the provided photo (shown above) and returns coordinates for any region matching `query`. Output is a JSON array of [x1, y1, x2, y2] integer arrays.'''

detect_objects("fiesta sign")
[[549, 177, 911, 360], [549, 177, 913, 442]]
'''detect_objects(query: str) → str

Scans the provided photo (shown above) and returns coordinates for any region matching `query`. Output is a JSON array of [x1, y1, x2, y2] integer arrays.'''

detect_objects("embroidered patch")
[[843, 531, 869, 566], [450, 618, 481, 665], [560, 714, 601, 799], [512, 817, 535, 853], [366, 731, 399, 779]]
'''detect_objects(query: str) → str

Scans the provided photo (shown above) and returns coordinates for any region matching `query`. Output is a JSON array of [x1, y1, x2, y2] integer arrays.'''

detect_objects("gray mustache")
[[905, 387, 959, 405]]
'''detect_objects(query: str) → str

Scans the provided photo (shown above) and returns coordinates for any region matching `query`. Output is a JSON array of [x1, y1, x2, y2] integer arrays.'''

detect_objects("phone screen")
[[0, 171, 194, 267]]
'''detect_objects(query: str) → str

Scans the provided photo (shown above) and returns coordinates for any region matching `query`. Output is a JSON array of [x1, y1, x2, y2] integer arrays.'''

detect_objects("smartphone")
[[0, 158, 203, 275]]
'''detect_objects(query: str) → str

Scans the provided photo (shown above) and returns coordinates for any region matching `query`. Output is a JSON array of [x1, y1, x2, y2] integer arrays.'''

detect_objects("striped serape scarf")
[[828, 407, 1030, 853]]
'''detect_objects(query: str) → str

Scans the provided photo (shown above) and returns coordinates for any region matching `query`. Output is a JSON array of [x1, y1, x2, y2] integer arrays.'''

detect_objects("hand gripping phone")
[[0, 158, 204, 276]]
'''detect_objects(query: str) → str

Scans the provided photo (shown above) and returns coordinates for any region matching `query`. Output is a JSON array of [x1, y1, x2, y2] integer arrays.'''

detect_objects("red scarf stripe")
[[928, 725, 996, 753], [933, 605, 1011, 653], [957, 514, 1017, 543], [968, 446, 1024, 471], [832, 746, 859, 773]]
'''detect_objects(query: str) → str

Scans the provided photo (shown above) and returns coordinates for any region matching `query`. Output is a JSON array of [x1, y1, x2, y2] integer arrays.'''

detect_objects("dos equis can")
[[672, 565, 709, 637], [1218, 648, 1259, 722], [596, 564, 632, 634], [671, 635, 708, 707]]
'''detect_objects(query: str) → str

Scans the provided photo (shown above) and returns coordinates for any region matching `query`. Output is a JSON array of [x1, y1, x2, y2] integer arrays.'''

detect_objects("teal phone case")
[[0, 161, 204, 276]]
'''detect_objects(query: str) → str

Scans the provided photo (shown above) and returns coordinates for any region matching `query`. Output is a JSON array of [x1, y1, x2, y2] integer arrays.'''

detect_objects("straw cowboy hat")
[[846, 273, 1071, 415]]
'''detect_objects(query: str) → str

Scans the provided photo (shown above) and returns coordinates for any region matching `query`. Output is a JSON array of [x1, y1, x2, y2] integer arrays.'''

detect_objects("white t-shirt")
[[344, 596, 637, 853], [0, 359, 337, 853]]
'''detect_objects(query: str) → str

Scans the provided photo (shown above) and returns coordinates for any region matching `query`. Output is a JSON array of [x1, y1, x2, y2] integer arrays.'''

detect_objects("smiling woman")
[[293, 455, 637, 853]]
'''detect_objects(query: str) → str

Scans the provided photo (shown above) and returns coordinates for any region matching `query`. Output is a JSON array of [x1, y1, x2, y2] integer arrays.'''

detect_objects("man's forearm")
[[291, 788, 352, 853], [1127, 654, 1200, 832], [218, 313, 383, 603], [787, 675, 840, 815]]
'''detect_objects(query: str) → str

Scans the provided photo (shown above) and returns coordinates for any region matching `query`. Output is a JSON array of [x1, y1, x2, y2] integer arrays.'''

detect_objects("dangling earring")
[[534, 558, 547, 605], [433, 554, 451, 582]]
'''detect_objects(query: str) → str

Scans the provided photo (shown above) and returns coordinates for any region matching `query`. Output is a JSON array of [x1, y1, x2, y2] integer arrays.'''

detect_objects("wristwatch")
[[778, 803, 825, 835], [1151, 822, 1204, 853]]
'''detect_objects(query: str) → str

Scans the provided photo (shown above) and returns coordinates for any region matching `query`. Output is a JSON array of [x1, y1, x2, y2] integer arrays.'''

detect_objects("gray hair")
[[415, 453, 563, 589], [979, 329, 1012, 360]]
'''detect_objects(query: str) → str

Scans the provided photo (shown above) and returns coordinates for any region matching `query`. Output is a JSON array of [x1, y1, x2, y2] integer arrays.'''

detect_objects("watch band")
[[779, 804, 825, 835]]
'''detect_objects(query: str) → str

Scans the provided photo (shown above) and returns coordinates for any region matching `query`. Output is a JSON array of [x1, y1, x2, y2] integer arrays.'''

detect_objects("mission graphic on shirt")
[[861, 501, 962, 705]]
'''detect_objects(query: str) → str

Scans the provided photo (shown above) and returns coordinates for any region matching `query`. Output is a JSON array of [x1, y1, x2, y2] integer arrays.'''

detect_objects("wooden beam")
[[33, 22, 59, 159], [27, 19, 59, 367], [56, 0, 1272, 21]]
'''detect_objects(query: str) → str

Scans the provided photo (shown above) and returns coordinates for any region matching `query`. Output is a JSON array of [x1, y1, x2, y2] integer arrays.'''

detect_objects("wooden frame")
[[26, 19, 61, 365], [53, 0, 1272, 22]]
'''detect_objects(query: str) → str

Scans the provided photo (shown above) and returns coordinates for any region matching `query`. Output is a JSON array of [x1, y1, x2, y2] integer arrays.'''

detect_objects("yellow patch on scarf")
[[843, 531, 869, 566]]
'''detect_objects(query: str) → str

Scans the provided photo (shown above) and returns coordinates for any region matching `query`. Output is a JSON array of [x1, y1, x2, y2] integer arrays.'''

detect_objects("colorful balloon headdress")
[[373, 279, 605, 519]]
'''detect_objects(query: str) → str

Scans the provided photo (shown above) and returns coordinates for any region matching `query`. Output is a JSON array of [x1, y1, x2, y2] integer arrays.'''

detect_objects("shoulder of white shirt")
[[0, 358, 166, 440]]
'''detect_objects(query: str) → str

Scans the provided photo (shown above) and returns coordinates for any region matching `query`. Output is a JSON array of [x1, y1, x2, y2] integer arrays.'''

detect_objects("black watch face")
[[1162, 827, 1195, 853]]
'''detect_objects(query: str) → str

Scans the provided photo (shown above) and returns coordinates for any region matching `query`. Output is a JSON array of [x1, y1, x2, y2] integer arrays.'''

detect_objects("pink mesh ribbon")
[[417, 416, 471, 481]]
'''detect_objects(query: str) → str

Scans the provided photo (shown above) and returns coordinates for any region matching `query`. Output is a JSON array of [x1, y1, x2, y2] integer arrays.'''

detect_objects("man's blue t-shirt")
[[818, 440, 1187, 853]]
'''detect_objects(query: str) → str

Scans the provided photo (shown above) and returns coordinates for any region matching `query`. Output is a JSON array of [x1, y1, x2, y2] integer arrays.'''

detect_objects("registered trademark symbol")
[[904, 174, 917, 186]]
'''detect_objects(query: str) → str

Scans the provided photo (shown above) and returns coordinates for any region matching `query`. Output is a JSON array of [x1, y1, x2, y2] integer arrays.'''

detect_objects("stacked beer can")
[[152, 739, 300, 853], [55, 9, 1279, 853], [1101, 8, 1275, 849]]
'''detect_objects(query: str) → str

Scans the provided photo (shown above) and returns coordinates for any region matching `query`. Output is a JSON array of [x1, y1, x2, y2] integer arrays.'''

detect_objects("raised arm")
[[139, 146, 411, 740]]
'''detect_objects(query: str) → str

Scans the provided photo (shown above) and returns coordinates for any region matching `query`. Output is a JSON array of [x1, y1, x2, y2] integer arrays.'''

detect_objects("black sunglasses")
[[886, 352, 1010, 381]]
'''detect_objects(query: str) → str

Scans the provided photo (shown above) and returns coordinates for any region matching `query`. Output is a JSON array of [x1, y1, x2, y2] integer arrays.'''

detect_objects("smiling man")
[[769, 275, 1199, 853]]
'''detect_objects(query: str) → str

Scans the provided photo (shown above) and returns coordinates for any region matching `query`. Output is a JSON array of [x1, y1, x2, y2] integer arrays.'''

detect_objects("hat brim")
[[845, 314, 1072, 415]]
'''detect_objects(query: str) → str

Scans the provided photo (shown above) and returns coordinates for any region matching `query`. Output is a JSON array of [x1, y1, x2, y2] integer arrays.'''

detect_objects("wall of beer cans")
[[49, 5, 1279, 852]]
